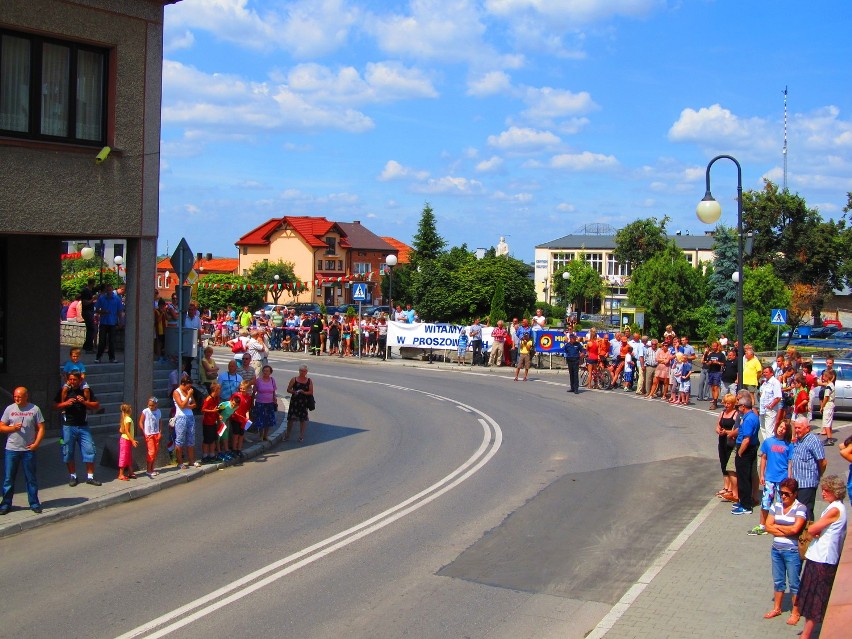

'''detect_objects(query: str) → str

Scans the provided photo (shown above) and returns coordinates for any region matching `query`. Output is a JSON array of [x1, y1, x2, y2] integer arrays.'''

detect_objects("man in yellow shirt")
[[741, 345, 762, 406]]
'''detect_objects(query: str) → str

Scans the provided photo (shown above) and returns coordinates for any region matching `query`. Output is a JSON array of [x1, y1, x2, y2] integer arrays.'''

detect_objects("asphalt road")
[[0, 356, 723, 639]]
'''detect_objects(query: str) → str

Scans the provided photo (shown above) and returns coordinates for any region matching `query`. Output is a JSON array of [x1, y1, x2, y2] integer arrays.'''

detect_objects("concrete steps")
[[59, 359, 177, 431]]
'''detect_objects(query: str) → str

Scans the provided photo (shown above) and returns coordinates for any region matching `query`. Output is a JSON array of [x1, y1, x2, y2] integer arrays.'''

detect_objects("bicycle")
[[579, 358, 612, 390]]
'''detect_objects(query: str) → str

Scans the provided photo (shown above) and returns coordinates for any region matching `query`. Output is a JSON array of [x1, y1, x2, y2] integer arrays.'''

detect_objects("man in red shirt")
[[489, 320, 508, 366]]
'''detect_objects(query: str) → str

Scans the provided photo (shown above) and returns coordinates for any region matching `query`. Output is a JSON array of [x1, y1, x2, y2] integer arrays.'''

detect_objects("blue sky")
[[159, 0, 852, 263]]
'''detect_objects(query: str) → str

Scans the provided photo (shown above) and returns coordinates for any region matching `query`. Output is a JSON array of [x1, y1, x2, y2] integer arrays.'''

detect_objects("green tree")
[[412, 249, 534, 323], [627, 241, 707, 337], [194, 273, 265, 311], [410, 202, 446, 267], [724, 264, 790, 351], [707, 225, 738, 323], [61, 256, 105, 277], [552, 258, 607, 315], [61, 269, 122, 301], [742, 181, 849, 321], [382, 262, 415, 308], [613, 216, 670, 270], [489, 279, 507, 323], [244, 258, 298, 304]]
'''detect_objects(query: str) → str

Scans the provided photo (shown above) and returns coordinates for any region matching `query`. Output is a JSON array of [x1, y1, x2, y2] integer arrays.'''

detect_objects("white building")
[[535, 231, 717, 313]]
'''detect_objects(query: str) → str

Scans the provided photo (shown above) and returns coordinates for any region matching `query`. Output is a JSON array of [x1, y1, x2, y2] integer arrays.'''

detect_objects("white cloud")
[[794, 106, 852, 150], [164, 29, 195, 53], [549, 151, 619, 170], [363, 62, 439, 101], [162, 60, 438, 136], [475, 156, 504, 172], [467, 71, 513, 97], [166, 0, 280, 50], [556, 202, 576, 213], [668, 104, 777, 160], [519, 86, 597, 120], [277, 0, 360, 58], [379, 160, 430, 181], [484, 0, 664, 24], [166, 0, 357, 57], [367, 0, 520, 68], [412, 175, 485, 194], [487, 126, 562, 151], [493, 190, 533, 202]]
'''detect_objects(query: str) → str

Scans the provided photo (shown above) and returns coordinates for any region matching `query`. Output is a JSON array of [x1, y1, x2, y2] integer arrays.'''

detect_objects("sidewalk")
[[0, 400, 288, 539]]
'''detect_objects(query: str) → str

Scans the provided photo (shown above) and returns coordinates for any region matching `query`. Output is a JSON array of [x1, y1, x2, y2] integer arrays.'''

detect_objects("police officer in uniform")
[[564, 332, 584, 394]]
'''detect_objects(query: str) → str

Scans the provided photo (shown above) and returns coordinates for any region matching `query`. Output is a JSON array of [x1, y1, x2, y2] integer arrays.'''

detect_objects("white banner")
[[387, 321, 494, 350]]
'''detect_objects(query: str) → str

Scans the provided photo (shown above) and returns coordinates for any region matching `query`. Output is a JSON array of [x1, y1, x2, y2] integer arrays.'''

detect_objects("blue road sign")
[[770, 309, 788, 325], [352, 283, 367, 301]]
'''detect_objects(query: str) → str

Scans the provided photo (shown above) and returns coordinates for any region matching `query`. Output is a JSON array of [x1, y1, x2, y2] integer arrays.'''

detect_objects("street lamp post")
[[271, 273, 283, 305], [561, 270, 571, 322], [696, 154, 744, 371], [385, 254, 398, 312], [384, 254, 398, 361]]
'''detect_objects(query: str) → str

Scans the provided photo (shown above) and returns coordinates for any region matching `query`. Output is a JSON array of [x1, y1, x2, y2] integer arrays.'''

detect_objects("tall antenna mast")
[[782, 86, 788, 191]]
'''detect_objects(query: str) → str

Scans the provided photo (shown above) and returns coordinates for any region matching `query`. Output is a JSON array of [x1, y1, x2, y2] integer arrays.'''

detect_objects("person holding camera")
[[54, 372, 102, 486]]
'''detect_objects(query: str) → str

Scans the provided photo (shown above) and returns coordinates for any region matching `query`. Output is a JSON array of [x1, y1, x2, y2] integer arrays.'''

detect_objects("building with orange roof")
[[380, 237, 413, 264], [156, 254, 238, 299], [235, 217, 400, 307]]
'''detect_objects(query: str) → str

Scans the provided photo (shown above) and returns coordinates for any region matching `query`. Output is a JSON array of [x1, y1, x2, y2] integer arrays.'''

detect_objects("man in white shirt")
[[758, 366, 783, 443]]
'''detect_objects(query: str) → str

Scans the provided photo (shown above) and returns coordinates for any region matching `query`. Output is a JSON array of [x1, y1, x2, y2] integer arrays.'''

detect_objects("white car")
[[810, 358, 851, 414]]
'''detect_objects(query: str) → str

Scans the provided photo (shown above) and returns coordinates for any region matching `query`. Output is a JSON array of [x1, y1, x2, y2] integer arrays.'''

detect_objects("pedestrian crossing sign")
[[770, 309, 787, 325], [352, 283, 367, 301]]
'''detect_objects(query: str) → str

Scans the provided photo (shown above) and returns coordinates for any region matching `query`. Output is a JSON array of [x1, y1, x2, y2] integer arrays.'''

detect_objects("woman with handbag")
[[796, 475, 848, 637], [285, 365, 313, 443]]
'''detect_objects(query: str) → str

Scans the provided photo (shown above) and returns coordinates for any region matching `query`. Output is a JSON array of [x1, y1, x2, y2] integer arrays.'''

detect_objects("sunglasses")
[[780, 491, 794, 497]]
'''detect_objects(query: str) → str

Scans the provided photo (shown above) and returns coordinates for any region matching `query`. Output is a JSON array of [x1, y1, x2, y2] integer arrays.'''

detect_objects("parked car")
[[290, 303, 322, 316], [829, 329, 852, 341], [371, 305, 392, 318], [822, 319, 843, 329], [810, 358, 852, 414], [254, 303, 280, 317], [780, 328, 806, 340], [811, 326, 841, 339]]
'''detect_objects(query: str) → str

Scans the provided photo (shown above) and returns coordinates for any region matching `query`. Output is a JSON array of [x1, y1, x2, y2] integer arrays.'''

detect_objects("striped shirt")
[[791, 433, 825, 489]]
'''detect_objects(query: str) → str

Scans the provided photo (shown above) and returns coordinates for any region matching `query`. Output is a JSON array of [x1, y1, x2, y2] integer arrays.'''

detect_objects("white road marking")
[[116, 380, 503, 639]]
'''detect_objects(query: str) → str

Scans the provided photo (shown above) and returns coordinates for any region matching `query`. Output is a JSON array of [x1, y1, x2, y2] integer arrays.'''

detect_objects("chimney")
[[206, 252, 213, 261], [353, 220, 360, 225]]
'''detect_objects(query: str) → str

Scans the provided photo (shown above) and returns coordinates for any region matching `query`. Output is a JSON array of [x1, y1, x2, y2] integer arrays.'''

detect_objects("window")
[[354, 262, 371, 275], [325, 260, 336, 271], [606, 254, 631, 277], [242, 246, 248, 255], [325, 237, 336, 255], [551, 252, 574, 272], [337, 260, 343, 271], [317, 259, 323, 270], [157, 274, 163, 289], [114, 243, 124, 259], [1, 30, 108, 144], [585, 253, 603, 274]]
